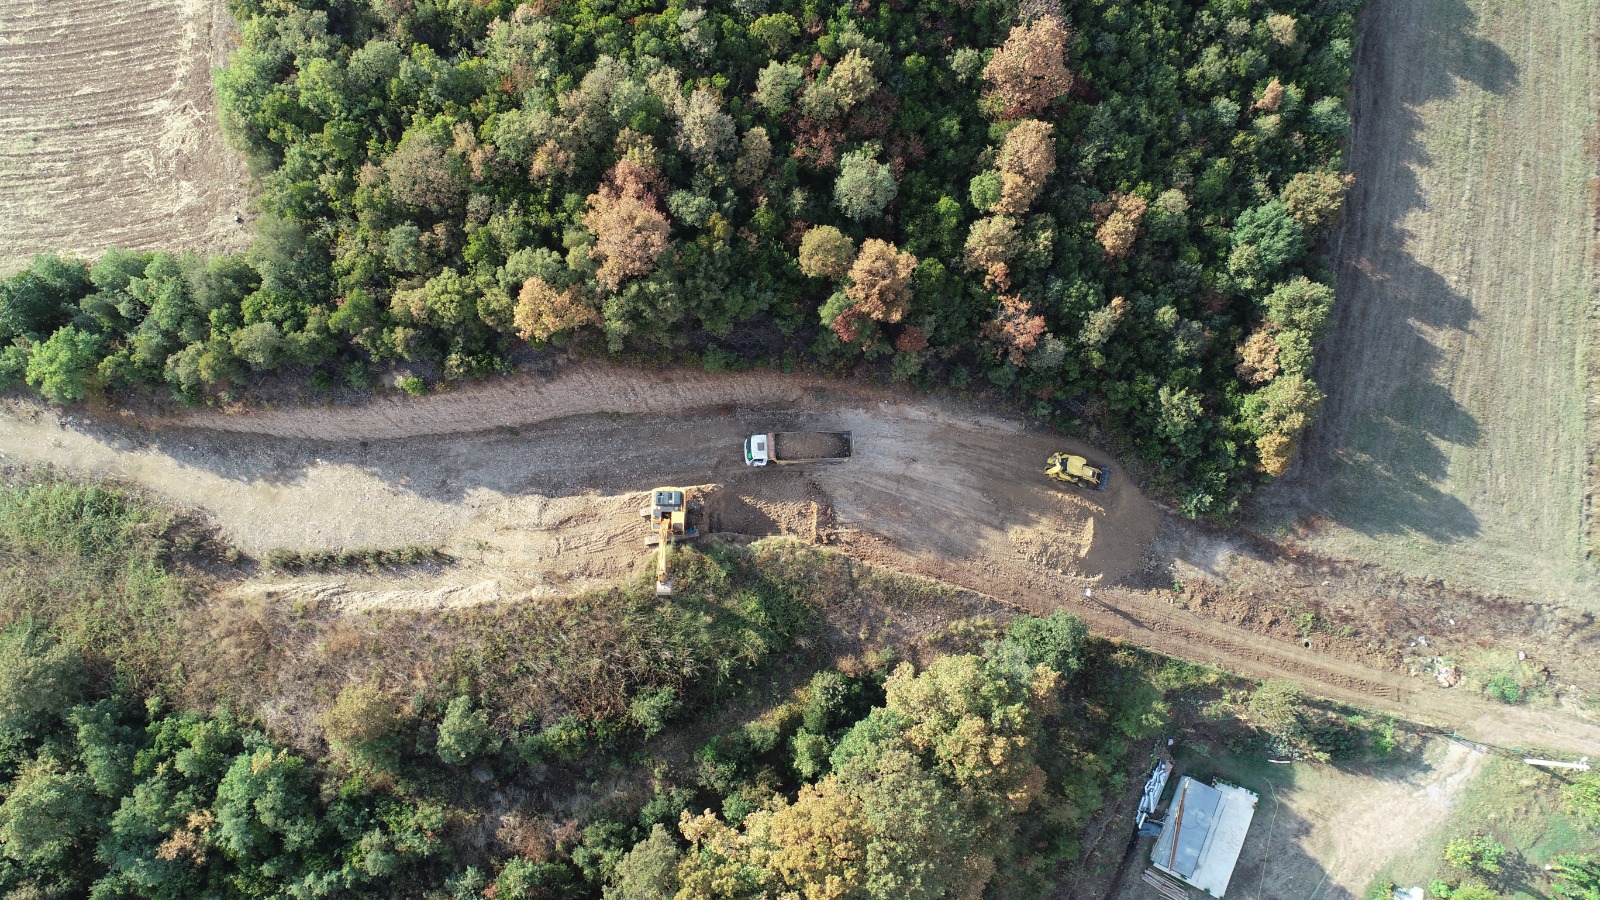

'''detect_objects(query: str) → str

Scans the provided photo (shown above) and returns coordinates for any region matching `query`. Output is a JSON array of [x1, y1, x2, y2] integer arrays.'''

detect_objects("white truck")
[[743, 431, 853, 466]]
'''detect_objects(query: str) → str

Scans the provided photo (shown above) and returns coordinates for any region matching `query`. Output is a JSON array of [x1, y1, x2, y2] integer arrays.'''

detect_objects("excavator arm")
[[655, 515, 674, 596]]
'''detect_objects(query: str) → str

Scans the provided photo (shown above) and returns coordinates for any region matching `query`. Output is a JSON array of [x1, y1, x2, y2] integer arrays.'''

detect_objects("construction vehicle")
[[744, 431, 853, 466], [641, 487, 699, 596], [1046, 452, 1110, 490]]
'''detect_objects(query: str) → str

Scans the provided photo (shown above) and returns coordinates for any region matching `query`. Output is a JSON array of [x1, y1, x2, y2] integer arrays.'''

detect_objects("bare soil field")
[[0, 0, 252, 273], [1257, 0, 1600, 606], [6, 364, 1600, 754]]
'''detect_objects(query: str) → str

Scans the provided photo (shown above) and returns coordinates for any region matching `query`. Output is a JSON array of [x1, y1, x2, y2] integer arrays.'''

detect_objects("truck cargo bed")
[[771, 431, 852, 461]]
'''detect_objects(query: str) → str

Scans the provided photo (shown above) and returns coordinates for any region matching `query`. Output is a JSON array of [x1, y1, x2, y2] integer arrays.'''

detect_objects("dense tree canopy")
[[0, 0, 1359, 510]]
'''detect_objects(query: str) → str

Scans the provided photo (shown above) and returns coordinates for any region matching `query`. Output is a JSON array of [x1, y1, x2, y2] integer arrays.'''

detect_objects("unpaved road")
[[4, 365, 1598, 756]]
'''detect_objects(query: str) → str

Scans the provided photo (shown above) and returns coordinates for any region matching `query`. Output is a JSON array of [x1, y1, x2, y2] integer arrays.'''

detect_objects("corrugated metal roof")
[[1151, 777, 1221, 878]]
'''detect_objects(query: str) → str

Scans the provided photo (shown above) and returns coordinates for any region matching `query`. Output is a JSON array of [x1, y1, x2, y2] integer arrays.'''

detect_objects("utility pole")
[[1523, 756, 1590, 772]]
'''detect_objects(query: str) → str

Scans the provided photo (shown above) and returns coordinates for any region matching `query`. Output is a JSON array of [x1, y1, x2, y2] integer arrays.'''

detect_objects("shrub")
[[437, 696, 495, 765]]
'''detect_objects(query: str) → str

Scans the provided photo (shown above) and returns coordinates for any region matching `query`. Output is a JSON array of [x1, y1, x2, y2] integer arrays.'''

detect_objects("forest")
[[0, 0, 1358, 511]]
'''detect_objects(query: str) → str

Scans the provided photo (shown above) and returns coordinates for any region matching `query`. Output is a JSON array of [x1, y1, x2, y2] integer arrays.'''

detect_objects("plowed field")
[[1258, 0, 1600, 606], [0, 0, 251, 272]]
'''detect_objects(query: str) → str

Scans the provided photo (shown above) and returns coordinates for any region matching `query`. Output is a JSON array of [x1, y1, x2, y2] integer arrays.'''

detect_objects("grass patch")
[[1367, 755, 1596, 899], [0, 473, 205, 691], [1459, 648, 1551, 705]]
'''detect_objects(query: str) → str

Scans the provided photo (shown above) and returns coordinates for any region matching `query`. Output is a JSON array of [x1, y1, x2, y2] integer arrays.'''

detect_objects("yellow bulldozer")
[[1046, 452, 1110, 491], [641, 487, 701, 596]]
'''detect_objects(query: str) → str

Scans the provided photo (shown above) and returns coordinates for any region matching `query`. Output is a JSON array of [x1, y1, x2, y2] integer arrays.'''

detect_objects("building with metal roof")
[[1150, 776, 1259, 897]]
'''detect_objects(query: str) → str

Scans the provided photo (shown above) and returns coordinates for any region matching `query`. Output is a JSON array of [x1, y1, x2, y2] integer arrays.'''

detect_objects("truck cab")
[[744, 433, 771, 466]]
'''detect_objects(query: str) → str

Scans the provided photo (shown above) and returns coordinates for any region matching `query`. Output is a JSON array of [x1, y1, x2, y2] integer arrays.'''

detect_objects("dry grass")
[[1260, 0, 1600, 607]]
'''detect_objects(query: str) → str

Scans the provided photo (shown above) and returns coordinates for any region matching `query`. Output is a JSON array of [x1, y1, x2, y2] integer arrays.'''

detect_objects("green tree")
[[229, 321, 287, 370], [605, 824, 681, 900], [0, 255, 91, 341], [1263, 277, 1335, 337], [834, 150, 897, 221], [321, 683, 404, 762], [1280, 171, 1351, 232], [753, 61, 803, 115], [1248, 680, 1306, 747], [24, 325, 105, 403], [211, 746, 326, 875], [798, 226, 857, 279], [0, 759, 103, 871], [1229, 201, 1305, 285], [0, 622, 86, 740], [749, 14, 799, 56], [1001, 611, 1087, 679]]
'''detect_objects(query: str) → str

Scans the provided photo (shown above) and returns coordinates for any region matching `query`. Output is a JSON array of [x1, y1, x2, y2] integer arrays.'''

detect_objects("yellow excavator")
[[641, 487, 700, 596], [1046, 452, 1110, 491]]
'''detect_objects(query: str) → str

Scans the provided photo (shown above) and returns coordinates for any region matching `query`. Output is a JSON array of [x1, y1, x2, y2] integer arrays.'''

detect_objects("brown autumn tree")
[[983, 293, 1049, 366], [994, 120, 1056, 214], [894, 325, 929, 353], [514, 277, 598, 343], [1235, 326, 1281, 385], [1094, 193, 1149, 260], [1253, 78, 1285, 112], [982, 16, 1075, 117], [797, 225, 857, 278], [845, 239, 918, 324], [583, 160, 672, 291]]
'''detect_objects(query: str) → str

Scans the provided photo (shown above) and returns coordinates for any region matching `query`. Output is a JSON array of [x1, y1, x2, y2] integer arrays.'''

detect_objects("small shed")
[[1150, 776, 1259, 897]]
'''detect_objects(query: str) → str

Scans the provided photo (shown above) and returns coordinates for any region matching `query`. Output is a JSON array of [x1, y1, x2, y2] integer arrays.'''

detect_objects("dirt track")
[[4, 366, 1598, 756]]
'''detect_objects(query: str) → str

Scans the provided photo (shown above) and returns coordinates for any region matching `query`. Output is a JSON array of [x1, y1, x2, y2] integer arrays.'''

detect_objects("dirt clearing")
[[1257, 0, 1600, 605], [0, 0, 251, 272], [7, 365, 1600, 753]]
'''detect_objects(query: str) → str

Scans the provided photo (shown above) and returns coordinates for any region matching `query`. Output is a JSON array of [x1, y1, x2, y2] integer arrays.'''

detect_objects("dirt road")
[[4, 365, 1598, 755]]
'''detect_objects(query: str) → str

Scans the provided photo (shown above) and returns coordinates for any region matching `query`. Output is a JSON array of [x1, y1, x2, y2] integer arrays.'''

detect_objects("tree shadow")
[[1256, 0, 1518, 545], [59, 407, 758, 508]]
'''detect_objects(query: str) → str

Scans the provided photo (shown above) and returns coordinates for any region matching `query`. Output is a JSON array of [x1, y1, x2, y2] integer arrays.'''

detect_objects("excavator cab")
[[1046, 453, 1110, 491], [641, 488, 699, 596]]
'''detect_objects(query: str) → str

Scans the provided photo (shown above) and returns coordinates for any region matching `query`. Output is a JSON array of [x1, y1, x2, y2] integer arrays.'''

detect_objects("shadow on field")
[[1265, 0, 1518, 546]]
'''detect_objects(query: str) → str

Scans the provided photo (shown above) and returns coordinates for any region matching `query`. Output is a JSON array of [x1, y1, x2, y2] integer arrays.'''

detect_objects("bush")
[[437, 696, 495, 765], [1001, 611, 1088, 679]]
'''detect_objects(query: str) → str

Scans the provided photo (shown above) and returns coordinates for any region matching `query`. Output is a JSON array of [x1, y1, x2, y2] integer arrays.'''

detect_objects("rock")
[[1435, 665, 1460, 688]]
